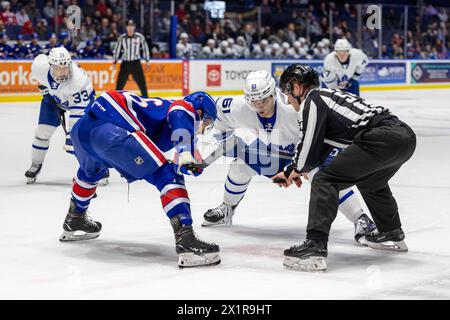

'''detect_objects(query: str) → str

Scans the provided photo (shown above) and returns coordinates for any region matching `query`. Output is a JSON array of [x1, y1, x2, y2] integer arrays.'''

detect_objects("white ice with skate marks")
[[0, 89, 449, 299]]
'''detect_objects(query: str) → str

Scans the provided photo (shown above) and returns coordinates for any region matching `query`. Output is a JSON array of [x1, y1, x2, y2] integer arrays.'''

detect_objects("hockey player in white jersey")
[[202, 70, 376, 244], [321, 38, 368, 95], [24, 47, 104, 183]]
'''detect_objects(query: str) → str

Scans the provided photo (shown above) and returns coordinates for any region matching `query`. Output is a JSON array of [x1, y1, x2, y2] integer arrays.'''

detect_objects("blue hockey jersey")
[[88, 90, 199, 153]]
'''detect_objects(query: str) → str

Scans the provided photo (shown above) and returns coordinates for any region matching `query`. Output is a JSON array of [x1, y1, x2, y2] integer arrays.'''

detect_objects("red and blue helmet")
[[184, 91, 217, 122]]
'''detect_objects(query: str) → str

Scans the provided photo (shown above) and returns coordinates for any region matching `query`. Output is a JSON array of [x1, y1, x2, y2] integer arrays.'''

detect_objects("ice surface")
[[0, 89, 449, 299]]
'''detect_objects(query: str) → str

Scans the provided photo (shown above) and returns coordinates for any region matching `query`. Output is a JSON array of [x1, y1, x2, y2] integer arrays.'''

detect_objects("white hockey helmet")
[[48, 46, 72, 83], [244, 70, 276, 114], [334, 38, 352, 52]]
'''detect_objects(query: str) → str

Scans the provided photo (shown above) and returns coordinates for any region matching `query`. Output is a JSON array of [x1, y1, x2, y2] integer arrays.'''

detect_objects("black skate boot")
[[202, 202, 236, 227], [59, 200, 102, 242], [99, 169, 110, 186], [364, 228, 408, 252], [171, 214, 221, 268], [283, 239, 328, 272], [354, 213, 377, 244], [25, 163, 42, 184]]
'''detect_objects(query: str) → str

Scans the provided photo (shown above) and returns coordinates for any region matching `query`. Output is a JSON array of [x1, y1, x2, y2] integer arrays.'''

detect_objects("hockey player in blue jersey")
[[26, 33, 42, 58], [60, 90, 221, 268], [76, 40, 95, 59], [12, 35, 28, 59], [0, 33, 13, 59], [92, 36, 105, 59]]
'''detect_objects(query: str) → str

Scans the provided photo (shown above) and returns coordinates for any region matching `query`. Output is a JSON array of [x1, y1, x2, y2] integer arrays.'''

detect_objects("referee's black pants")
[[116, 60, 148, 97], [307, 115, 416, 241]]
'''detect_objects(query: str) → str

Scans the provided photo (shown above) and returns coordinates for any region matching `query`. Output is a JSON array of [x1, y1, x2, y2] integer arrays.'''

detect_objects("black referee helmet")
[[279, 64, 319, 94]]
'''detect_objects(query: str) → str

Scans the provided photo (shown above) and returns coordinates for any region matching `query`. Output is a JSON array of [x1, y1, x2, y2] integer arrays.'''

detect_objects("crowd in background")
[[0, 0, 448, 60]]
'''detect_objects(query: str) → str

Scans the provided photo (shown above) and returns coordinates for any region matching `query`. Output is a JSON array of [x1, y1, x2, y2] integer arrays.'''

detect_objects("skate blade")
[[355, 236, 369, 247], [283, 256, 327, 272], [201, 220, 232, 228], [59, 230, 100, 242], [26, 177, 37, 184], [366, 239, 408, 252], [178, 252, 221, 268], [201, 216, 233, 228]]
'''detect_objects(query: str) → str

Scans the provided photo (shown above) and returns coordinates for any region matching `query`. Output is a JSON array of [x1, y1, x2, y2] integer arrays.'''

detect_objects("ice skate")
[[283, 239, 328, 272], [59, 200, 102, 242], [171, 215, 220, 268], [99, 169, 110, 186], [25, 163, 42, 184], [202, 203, 235, 227], [364, 228, 408, 252], [354, 213, 377, 245]]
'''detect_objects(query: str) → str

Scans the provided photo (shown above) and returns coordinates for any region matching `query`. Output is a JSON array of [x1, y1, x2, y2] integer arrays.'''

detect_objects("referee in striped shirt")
[[113, 20, 151, 97]]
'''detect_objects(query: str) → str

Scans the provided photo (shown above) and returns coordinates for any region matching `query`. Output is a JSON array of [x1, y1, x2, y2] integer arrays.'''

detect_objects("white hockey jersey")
[[321, 48, 368, 88], [213, 93, 300, 156], [31, 54, 94, 132]]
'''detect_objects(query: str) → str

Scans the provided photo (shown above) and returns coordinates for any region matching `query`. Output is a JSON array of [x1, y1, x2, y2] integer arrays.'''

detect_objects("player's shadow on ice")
[[61, 240, 177, 266], [217, 225, 349, 245], [327, 250, 424, 271]]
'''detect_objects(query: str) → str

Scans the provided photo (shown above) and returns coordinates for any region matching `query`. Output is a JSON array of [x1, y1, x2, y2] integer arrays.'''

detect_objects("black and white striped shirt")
[[113, 32, 151, 62], [293, 87, 390, 172]]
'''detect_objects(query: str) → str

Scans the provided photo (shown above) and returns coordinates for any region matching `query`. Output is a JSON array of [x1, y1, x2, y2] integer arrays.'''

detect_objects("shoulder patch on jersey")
[[168, 100, 196, 120], [31, 54, 50, 85]]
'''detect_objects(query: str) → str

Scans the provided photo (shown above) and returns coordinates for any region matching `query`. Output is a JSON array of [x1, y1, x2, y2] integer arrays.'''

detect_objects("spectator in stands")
[[25, 0, 40, 25], [176, 32, 193, 59], [175, 3, 187, 21], [26, 32, 41, 58], [97, 17, 111, 42], [35, 19, 48, 40], [0, 32, 13, 59], [82, 0, 96, 19], [189, 18, 204, 43], [43, 1, 55, 23], [80, 16, 97, 41], [1, 1, 18, 25], [241, 23, 257, 49], [15, 4, 29, 26], [96, 0, 108, 16], [285, 22, 297, 45]]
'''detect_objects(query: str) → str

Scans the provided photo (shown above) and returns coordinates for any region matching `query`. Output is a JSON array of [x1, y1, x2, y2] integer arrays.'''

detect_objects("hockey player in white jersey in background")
[[24, 47, 108, 184], [202, 70, 376, 244], [321, 38, 368, 95]]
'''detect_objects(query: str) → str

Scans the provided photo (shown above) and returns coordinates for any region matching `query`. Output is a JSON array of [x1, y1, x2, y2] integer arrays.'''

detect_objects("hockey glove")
[[63, 133, 75, 154], [176, 151, 203, 176]]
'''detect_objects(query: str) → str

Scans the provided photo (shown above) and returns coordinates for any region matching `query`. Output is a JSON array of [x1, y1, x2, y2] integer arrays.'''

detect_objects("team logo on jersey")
[[134, 156, 144, 165]]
